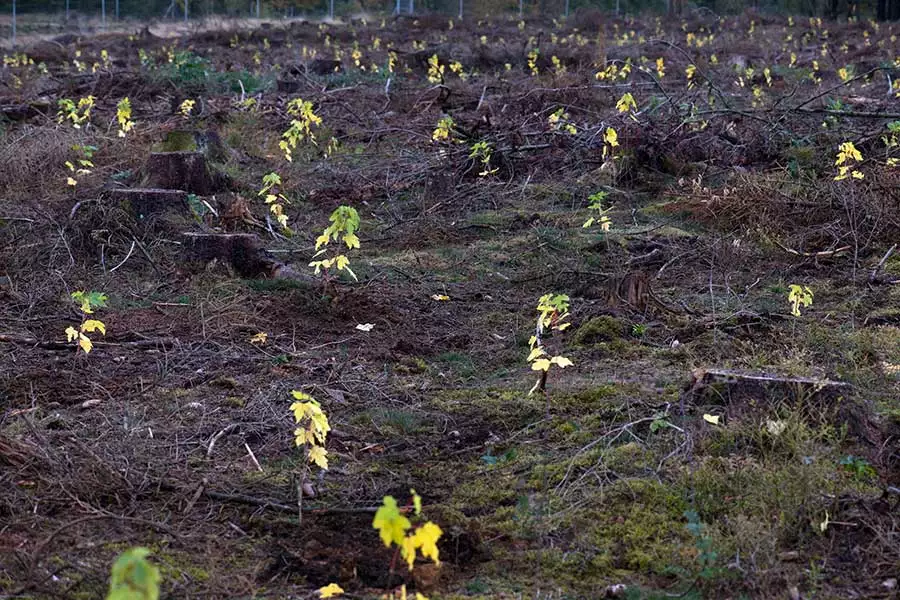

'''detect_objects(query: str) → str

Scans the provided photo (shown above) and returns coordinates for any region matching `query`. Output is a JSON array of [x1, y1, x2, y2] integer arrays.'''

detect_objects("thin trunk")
[[184, 0, 188, 22], [519, 0, 523, 17], [11, 0, 15, 48], [408, 0, 413, 15], [115, 0, 119, 19], [458, 0, 463, 20], [101, 0, 106, 28], [329, 0, 334, 19]]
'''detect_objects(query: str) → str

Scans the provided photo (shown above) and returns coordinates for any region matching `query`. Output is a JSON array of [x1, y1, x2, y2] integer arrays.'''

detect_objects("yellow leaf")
[[373, 496, 411, 548], [431, 294, 450, 301], [549, 356, 573, 368], [81, 319, 106, 335], [343, 232, 360, 249], [531, 358, 551, 371], [412, 521, 442, 565], [411, 489, 422, 515], [702, 414, 721, 425], [401, 534, 417, 569], [294, 427, 314, 447], [527, 347, 546, 362], [249, 332, 268, 345], [67, 177, 78, 187], [308, 444, 329, 469], [65, 326, 79, 342], [319, 583, 344, 598], [78, 333, 93, 353]]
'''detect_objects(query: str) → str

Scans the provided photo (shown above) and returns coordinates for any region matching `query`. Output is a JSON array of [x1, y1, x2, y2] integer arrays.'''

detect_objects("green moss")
[[225, 396, 245, 408], [157, 130, 198, 152], [395, 356, 428, 375], [571, 316, 626, 346]]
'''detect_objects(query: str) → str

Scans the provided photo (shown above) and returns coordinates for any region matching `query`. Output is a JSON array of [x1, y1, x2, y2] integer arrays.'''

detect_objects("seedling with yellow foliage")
[[310, 206, 361, 289], [116, 98, 135, 137], [65, 290, 107, 354], [258, 172, 291, 232], [527, 293, 573, 396], [372, 489, 443, 574], [280, 98, 323, 162], [57, 96, 95, 129], [834, 141, 864, 180], [290, 390, 331, 524], [787, 284, 813, 317]]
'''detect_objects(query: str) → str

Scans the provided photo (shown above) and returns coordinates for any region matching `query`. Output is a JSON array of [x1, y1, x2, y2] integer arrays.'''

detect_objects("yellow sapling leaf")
[[308, 445, 329, 469], [319, 583, 344, 598], [702, 414, 721, 425]]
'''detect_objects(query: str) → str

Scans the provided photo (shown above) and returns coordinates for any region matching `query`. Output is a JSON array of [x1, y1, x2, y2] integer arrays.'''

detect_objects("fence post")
[[101, 0, 106, 28], [458, 0, 463, 19], [519, 0, 523, 18], [329, 0, 334, 20], [408, 0, 413, 15], [11, 0, 15, 48]]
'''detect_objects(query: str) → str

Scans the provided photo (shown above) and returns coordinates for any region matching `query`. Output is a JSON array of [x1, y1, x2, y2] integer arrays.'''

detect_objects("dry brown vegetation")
[[2, 10, 900, 600]]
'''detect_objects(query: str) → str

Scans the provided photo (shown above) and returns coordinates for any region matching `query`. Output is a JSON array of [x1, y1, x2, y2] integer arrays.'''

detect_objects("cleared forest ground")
[[2, 11, 900, 599]]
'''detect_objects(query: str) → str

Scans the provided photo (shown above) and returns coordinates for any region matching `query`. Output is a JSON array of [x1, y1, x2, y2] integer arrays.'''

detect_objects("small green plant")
[[64, 144, 96, 188], [258, 172, 291, 232], [280, 98, 323, 162], [65, 290, 107, 354], [57, 95, 95, 128], [527, 293, 573, 396], [839, 455, 876, 480], [468, 141, 497, 176], [372, 489, 443, 571], [310, 205, 361, 288], [582, 190, 611, 231], [106, 547, 160, 600], [548, 108, 576, 134], [787, 284, 813, 317], [116, 97, 135, 137]]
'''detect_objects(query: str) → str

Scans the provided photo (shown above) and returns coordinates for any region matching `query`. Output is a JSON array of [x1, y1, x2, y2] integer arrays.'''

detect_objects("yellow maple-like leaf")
[[531, 358, 551, 371], [78, 333, 93, 353], [431, 294, 450, 301], [81, 319, 106, 335], [294, 427, 314, 447], [319, 582, 344, 598], [249, 332, 268, 345], [315, 233, 331, 250], [702, 414, 721, 425], [65, 326, 79, 342], [334, 255, 350, 271], [308, 444, 329, 469], [412, 521, 442, 565], [67, 177, 78, 187], [342, 232, 360, 249], [401, 533, 418, 569], [549, 356, 573, 368], [411, 489, 422, 515], [527, 347, 546, 362], [373, 496, 411, 548]]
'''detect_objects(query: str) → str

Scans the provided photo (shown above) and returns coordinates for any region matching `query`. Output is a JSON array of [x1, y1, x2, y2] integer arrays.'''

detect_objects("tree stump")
[[109, 188, 188, 221], [179, 233, 279, 278], [146, 151, 220, 195]]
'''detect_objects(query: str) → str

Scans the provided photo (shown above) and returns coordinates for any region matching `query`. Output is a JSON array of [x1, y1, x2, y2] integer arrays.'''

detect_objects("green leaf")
[[106, 547, 161, 600]]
